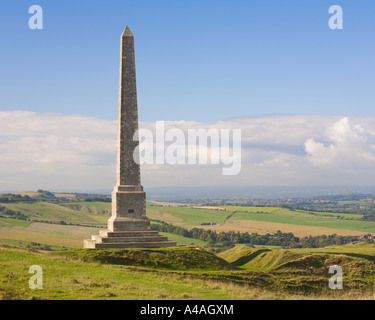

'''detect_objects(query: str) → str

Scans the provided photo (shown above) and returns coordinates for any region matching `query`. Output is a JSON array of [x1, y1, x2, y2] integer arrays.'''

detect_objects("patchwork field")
[[228, 208, 372, 232], [197, 220, 364, 237], [0, 216, 206, 250], [1, 201, 374, 249], [148, 205, 375, 236], [189, 206, 375, 237], [0, 217, 100, 249], [147, 206, 229, 225]]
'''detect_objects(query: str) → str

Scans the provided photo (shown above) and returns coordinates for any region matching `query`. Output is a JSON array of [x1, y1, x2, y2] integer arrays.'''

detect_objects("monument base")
[[84, 186, 177, 249], [83, 230, 177, 248]]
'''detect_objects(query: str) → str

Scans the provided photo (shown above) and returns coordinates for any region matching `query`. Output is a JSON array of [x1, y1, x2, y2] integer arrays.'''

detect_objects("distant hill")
[[4, 185, 375, 202], [145, 185, 375, 201]]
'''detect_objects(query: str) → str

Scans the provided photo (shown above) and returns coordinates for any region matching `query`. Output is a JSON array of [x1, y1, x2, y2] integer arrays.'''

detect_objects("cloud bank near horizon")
[[1, 111, 375, 192]]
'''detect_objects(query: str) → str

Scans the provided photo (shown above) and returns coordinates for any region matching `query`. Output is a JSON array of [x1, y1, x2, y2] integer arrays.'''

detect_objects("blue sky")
[[2, 1, 375, 191], [1, 0, 374, 122]]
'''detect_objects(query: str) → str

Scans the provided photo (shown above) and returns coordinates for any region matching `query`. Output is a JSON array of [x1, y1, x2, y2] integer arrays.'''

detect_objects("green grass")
[[221, 206, 281, 213], [0, 245, 261, 300], [147, 204, 375, 235], [3, 202, 109, 225], [2, 244, 375, 300], [0, 217, 31, 228], [0, 216, 205, 250], [147, 206, 229, 226], [0, 239, 66, 251], [227, 208, 375, 233], [54, 246, 235, 271], [217, 246, 255, 264], [216, 243, 375, 295], [0, 217, 101, 249], [222, 206, 363, 219], [219, 242, 375, 273], [0, 215, 201, 249], [3, 201, 374, 236], [2, 201, 375, 299], [59, 202, 110, 216], [253, 245, 282, 249], [158, 232, 208, 246]]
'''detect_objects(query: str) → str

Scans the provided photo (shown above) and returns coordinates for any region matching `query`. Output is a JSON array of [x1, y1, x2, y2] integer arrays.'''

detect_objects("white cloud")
[[1, 111, 375, 192], [0, 111, 117, 191], [305, 117, 375, 167]]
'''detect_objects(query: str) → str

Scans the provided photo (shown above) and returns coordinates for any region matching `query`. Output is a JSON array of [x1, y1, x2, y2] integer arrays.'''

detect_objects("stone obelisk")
[[84, 26, 176, 248]]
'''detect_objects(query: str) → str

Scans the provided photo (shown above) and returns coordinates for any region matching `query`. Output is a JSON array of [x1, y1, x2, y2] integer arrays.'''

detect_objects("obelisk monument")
[[84, 26, 176, 248]]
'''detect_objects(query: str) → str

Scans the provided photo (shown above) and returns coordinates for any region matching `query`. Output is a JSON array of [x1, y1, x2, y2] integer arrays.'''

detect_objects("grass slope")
[[0, 217, 100, 248], [0, 245, 273, 300], [158, 232, 207, 246], [3, 202, 109, 225], [218, 243, 375, 295], [54, 246, 235, 271], [2, 244, 375, 300]]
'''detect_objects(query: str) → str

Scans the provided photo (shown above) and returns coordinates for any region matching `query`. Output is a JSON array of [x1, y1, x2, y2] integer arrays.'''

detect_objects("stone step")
[[91, 235, 169, 243], [99, 230, 159, 238], [83, 239, 177, 249]]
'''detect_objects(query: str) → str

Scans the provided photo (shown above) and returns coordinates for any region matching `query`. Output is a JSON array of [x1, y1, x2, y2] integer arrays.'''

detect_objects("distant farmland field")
[[3, 201, 110, 225], [197, 220, 364, 237], [1, 202, 375, 247], [148, 205, 374, 237], [147, 206, 229, 226], [0, 213, 206, 250]]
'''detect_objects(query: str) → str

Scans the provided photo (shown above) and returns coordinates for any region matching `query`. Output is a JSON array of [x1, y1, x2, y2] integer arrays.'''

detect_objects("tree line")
[[0, 205, 28, 220], [150, 220, 364, 249], [0, 190, 111, 204]]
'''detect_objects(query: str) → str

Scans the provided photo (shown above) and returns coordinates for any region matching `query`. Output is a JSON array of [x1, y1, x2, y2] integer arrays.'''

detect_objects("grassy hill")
[[2, 243, 375, 300], [218, 243, 375, 295], [0, 245, 266, 300], [3, 201, 109, 225], [54, 246, 235, 271]]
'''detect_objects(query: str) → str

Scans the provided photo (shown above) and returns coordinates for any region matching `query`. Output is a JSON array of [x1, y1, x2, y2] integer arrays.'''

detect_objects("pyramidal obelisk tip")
[[122, 26, 133, 37]]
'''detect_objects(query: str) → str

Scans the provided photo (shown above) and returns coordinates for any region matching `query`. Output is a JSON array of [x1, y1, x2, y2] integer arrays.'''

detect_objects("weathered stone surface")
[[84, 26, 176, 249], [117, 26, 141, 187], [83, 239, 177, 249]]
